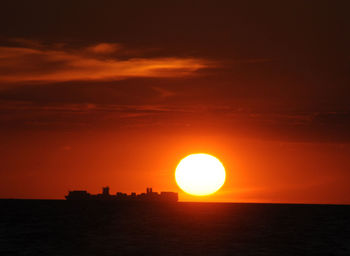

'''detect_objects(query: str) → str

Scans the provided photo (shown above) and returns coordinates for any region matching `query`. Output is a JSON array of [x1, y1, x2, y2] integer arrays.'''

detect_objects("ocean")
[[1, 200, 349, 256]]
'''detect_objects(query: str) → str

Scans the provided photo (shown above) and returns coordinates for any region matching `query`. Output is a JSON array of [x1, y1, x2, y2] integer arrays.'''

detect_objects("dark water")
[[1, 200, 350, 256]]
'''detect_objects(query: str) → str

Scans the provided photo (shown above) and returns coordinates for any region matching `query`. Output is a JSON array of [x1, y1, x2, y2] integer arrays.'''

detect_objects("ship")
[[65, 186, 178, 202]]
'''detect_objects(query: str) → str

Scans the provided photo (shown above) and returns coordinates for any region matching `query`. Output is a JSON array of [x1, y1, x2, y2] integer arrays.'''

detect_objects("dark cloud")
[[1, 97, 349, 142], [0, 0, 349, 143]]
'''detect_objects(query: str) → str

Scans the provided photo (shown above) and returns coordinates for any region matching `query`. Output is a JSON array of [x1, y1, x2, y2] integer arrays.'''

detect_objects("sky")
[[0, 0, 349, 203]]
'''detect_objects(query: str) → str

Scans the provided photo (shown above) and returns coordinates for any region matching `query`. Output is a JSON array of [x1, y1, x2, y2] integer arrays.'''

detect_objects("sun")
[[175, 153, 226, 196]]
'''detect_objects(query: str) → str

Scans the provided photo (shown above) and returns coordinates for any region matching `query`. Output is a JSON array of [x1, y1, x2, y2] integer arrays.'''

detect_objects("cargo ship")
[[65, 186, 178, 202]]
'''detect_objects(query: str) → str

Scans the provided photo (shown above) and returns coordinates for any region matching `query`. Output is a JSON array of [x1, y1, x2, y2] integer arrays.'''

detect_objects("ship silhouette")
[[65, 187, 178, 202]]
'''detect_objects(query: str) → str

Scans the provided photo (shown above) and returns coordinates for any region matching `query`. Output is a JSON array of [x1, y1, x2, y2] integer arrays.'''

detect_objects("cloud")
[[85, 43, 122, 54], [151, 86, 176, 98], [1, 99, 350, 140], [0, 42, 212, 84]]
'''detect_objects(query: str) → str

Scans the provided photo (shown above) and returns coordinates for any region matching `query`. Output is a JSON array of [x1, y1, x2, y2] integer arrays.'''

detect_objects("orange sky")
[[1, 129, 350, 204], [0, 1, 349, 204]]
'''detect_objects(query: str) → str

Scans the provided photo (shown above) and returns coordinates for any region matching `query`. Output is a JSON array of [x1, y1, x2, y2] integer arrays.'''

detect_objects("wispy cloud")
[[1, 99, 350, 141], [85, 43, 122, 54], [0, 42, 212, 84]]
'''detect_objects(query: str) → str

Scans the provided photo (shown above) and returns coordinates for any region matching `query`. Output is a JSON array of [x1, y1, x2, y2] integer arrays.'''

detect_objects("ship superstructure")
[[65, 187, 178, 202]]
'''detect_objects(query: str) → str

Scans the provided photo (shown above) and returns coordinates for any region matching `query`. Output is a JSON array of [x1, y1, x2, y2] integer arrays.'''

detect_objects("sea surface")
[[0, 200, 349, 256]]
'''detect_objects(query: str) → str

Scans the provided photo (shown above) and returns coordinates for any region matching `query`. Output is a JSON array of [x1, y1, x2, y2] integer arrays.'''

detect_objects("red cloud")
[[0, 42, 212, 84], [85, 43, 122, 54]]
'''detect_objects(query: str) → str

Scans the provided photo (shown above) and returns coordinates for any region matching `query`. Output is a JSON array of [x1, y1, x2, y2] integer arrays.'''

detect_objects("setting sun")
[[175, 153, 226, 196]]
